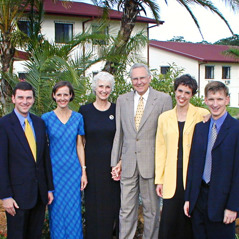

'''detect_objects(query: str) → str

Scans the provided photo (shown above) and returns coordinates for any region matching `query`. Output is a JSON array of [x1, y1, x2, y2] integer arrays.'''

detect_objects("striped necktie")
[[202, 122, 217, 183]]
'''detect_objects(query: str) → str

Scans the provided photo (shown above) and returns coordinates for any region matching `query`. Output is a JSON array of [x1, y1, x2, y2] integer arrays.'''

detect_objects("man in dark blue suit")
[[0, 82, 54, 239], [184, 81, 239, 239]]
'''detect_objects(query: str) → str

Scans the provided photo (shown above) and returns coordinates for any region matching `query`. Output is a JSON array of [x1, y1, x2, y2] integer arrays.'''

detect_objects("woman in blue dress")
[[42, 81, 87, 239]]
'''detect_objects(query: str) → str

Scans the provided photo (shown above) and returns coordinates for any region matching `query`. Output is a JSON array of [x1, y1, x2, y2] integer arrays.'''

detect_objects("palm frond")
[[176, 0, 204, 39], [139, 0, 160, 23], [220, 0, 239, 12], [223, 47, 239, 59], [194, 0, 234, 34], [176, 0, 234, 38]]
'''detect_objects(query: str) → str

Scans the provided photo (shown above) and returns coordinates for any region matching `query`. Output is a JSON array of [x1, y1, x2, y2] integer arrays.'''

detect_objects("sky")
[[77, 0, 239, 44], [147, 1, 239, 43]]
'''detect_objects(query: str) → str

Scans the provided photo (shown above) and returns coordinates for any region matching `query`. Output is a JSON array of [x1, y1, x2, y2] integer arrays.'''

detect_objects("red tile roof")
[[43, 0, 162, 24], [150, 40, 239, 63], [14, 50, 29, 61]]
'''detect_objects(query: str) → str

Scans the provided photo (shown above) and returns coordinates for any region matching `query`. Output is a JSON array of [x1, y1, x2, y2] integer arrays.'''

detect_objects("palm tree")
[[5, 30, 105, 115], [0, 0, 31, 72], [95, 0, 238, 74], [1, 0, 148, 115], [20, 27, 149, 115], [0, 0, 31, 112], [99, 0, 160, 73], [0, 0, 69, 115]]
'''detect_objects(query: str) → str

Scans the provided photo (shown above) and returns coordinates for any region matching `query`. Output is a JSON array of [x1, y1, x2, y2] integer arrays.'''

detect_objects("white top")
[[134, 88, 149, 116]]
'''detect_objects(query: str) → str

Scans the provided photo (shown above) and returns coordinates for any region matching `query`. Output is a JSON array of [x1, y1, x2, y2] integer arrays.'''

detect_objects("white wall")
[[149, 46, 239, 107], [14, 15, 149, 81], [199, 62, 239, 107], [149, 47, 198, 78]]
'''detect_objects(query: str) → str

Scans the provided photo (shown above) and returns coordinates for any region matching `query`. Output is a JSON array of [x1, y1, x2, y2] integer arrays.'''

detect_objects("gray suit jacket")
[[111, 87, 172, 178]]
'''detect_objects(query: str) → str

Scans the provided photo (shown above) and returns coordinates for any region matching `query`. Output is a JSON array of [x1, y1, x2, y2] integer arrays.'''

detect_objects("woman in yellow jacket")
[[155, 74, 209, 239]]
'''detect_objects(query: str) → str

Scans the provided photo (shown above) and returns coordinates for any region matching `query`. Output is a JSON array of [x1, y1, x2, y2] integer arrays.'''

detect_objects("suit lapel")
[[126, 92, 136, 131], [138, 88, 157, 131], [10, 111, 33, 158], [213, 114, 231, 150], [199, 120, 210, 154], [196, 120, 211, 175], [169, 107, 178, 133], [31, 114, 42, 163], [184, 104, 197, 134]]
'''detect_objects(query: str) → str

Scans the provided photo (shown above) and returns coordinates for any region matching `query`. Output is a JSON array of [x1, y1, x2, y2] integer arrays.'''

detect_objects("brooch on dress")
[[109, 115, 114, 120]]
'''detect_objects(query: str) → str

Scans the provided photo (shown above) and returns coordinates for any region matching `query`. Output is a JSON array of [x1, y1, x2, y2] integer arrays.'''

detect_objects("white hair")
[[129, 63, 151, 78], [92, 71, 115, 93]]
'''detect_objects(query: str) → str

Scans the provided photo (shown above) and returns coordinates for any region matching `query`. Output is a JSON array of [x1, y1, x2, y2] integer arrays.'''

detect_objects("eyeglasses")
[[131, 76, 149, 82]]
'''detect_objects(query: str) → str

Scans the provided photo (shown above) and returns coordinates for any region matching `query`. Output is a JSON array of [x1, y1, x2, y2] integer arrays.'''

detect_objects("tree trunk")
[[0, 33, 15, 115], [103, 0, 140, 74]]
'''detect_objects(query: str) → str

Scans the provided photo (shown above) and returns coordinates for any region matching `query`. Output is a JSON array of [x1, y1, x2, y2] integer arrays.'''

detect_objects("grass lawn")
[[228, 107, 239, 119]]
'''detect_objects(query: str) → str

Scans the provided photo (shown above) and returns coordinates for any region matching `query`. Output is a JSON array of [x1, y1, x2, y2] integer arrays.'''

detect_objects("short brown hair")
[[13, 81, 35, 97], [204, 81, 229, 97], [174, 74, 198, 96]]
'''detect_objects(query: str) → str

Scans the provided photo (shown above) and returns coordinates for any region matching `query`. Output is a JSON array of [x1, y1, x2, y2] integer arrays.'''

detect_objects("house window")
[[205, 66, 214, 79], [222, 66, 231, 79], [18, 20, 30, 36], [160, 66, 170, 75], [92, 24, 109, 45], [92, 71, 98, 77], [55, 23, 73, 43], [18, 73, 27, 80]]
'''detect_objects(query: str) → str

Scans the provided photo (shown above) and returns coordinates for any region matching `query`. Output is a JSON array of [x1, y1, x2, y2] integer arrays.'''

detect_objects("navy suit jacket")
[[0, 111, 54, 209], [185, 113, 239, 222]]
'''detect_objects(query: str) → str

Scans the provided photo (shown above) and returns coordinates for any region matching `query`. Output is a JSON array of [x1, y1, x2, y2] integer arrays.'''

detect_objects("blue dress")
[[42, 111, 84, 239]]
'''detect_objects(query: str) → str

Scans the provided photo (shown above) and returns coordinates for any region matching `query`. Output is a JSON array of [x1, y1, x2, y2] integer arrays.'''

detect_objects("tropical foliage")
[[214, 34, 239, 46], [4, 35, 103, 116], [1, 0, 238, 116], [1, 0, 149, 116], [150, 63, 205, 107], [224, 47, 239, 59], [0, 0, 32, 112], [219, 35, 239, 65], [93, 0, 237, 73]]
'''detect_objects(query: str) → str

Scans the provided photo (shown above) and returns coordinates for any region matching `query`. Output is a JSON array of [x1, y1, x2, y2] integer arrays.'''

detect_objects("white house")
[[149, 40, 239, 107], [14, 0, 162, 78]]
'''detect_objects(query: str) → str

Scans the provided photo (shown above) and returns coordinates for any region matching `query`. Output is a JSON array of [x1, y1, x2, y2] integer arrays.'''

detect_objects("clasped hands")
[[111, 160, 122, 181]]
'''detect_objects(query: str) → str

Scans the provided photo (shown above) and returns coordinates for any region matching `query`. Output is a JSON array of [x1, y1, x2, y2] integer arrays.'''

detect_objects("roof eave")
[[150, 43, 205, 61], [44, 12, 160, 24], [150, 43, 239, 63]]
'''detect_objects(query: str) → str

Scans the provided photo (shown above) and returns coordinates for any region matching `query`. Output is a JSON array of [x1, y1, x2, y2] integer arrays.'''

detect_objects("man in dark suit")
[[184, 81, 239, 239], [0, 82, 54, 239], [111, 63, 172, 239]]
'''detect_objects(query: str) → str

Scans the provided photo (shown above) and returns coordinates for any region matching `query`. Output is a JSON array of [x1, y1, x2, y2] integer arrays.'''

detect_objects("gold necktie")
[[135, 96, 144, 131], [25, 119, 36, 161]]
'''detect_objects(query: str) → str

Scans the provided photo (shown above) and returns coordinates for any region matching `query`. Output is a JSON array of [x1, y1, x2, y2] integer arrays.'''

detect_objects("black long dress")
[[79, 103, 120, 239]]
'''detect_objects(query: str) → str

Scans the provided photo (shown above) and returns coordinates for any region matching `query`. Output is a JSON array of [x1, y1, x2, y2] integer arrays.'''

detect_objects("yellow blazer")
[[155, 103, 209, 199]]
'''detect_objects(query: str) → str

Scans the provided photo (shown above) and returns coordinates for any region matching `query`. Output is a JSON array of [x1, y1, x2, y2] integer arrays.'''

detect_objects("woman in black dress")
[[79, 71, 120, 239], [155, 75, 209, 239]]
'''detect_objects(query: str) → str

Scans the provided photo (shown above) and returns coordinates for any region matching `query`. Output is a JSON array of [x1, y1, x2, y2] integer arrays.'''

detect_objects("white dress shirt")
[[134, 88, 149, 116]]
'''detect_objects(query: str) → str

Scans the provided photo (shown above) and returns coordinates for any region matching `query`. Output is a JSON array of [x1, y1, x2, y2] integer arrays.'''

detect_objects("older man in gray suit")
[[111, 63, 172, 239]]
